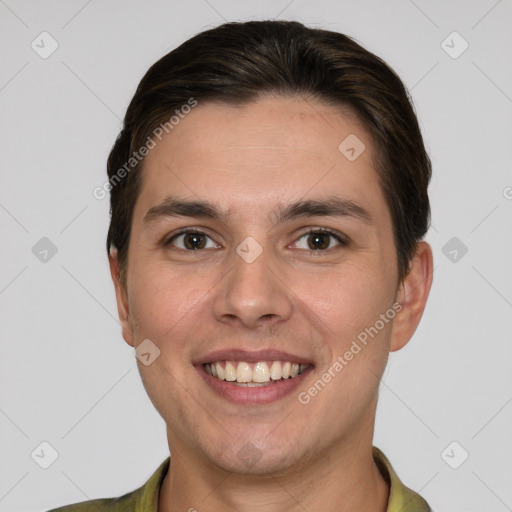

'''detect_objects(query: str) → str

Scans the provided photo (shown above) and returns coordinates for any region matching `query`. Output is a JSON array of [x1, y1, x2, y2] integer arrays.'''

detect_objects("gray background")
[[1, 1, 511, 511]]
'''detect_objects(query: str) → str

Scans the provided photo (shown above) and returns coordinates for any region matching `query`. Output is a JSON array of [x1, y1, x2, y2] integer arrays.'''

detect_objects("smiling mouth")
[[203, 360, 311, 387]]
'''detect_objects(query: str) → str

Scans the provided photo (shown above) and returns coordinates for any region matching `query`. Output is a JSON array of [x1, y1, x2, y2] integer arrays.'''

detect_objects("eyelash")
[[163, 227, 349, 253], [295, 228, 349, 250]]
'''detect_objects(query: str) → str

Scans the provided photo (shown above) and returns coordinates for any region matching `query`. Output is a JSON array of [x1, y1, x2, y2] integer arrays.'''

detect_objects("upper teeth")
[[204, 361, 309, 383]]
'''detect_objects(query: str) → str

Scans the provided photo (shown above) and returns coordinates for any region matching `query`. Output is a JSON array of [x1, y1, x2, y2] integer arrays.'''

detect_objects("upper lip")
[[193, 348, 314, 366]]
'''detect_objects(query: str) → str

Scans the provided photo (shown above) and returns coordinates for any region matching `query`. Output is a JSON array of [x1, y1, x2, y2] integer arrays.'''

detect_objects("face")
[[111, 95, 422, 475]]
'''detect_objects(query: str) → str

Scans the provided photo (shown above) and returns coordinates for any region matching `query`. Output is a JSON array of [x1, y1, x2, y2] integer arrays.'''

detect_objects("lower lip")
[[196, 365, 313, 405]]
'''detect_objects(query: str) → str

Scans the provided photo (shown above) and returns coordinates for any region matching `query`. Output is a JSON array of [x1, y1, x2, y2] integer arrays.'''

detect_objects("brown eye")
[[183, 232, 206, 249], [293, 229, 347, 251], [307, 232, 330, 250], [166, 231, 219, 250]]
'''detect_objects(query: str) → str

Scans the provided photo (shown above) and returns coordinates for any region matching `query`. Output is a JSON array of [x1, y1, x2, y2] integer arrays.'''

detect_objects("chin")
[[201, 435, 311, 476]]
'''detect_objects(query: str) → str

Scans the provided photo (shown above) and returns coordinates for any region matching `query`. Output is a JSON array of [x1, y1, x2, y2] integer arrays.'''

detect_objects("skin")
[[109, 94, 433, 512]]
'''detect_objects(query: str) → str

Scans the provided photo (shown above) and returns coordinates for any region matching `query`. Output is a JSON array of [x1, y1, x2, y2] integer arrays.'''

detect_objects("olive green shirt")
[[47, 447, 431, 511]]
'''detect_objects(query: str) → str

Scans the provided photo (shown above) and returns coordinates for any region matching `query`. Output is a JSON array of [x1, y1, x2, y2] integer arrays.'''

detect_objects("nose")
[[212, 240, 293, 330]]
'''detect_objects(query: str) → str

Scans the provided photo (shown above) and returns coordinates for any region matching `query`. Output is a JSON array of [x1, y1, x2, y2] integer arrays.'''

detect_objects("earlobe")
[[108, 248, 135, 347], [390, 241, 433, 352]]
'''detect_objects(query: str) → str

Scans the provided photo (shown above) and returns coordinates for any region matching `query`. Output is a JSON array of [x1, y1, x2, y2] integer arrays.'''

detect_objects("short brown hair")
[[106, 20, 431, 286]]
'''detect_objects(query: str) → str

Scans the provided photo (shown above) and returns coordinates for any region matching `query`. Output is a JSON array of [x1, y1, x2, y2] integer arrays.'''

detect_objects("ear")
[[390, 241, 433, 352], [108, 248, 135, 347]]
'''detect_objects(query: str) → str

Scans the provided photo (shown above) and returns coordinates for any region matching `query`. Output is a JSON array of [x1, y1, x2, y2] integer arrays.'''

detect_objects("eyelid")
[[164, 227, 221, 248], [291, 227, 349, 248], [163, 226, 349, 251]]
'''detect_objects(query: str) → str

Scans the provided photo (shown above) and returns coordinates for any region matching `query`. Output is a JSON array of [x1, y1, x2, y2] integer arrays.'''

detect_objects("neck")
[[158, 425, 389, 512]]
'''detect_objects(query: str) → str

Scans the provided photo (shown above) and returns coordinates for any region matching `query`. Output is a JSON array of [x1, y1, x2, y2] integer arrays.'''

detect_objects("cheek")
[[128, 261, 209, 339], [295, 265, 394, 422], [127, 265, 208, 421], [294, 259, 395, 341]]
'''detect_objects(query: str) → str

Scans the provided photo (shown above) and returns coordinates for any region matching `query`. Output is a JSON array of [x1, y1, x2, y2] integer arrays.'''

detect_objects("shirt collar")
[[373, 446, 432, 511], [134, 456, 170, 512]]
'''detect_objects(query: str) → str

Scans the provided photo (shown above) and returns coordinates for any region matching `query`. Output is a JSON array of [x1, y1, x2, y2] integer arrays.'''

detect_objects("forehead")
[[134, 95, 387, 222], [150, 95, 371, 164]]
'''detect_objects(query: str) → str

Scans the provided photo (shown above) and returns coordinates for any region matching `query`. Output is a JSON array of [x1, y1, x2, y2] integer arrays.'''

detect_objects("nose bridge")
[[213, 236, 292, 328]]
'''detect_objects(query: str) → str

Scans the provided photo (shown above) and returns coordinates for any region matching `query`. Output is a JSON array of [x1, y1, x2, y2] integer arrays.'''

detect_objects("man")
[[50, 20, 433, 511]]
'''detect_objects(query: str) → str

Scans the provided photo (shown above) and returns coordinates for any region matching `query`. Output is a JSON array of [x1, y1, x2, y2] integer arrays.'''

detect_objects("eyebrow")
[[143, 195, 372, 226]]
